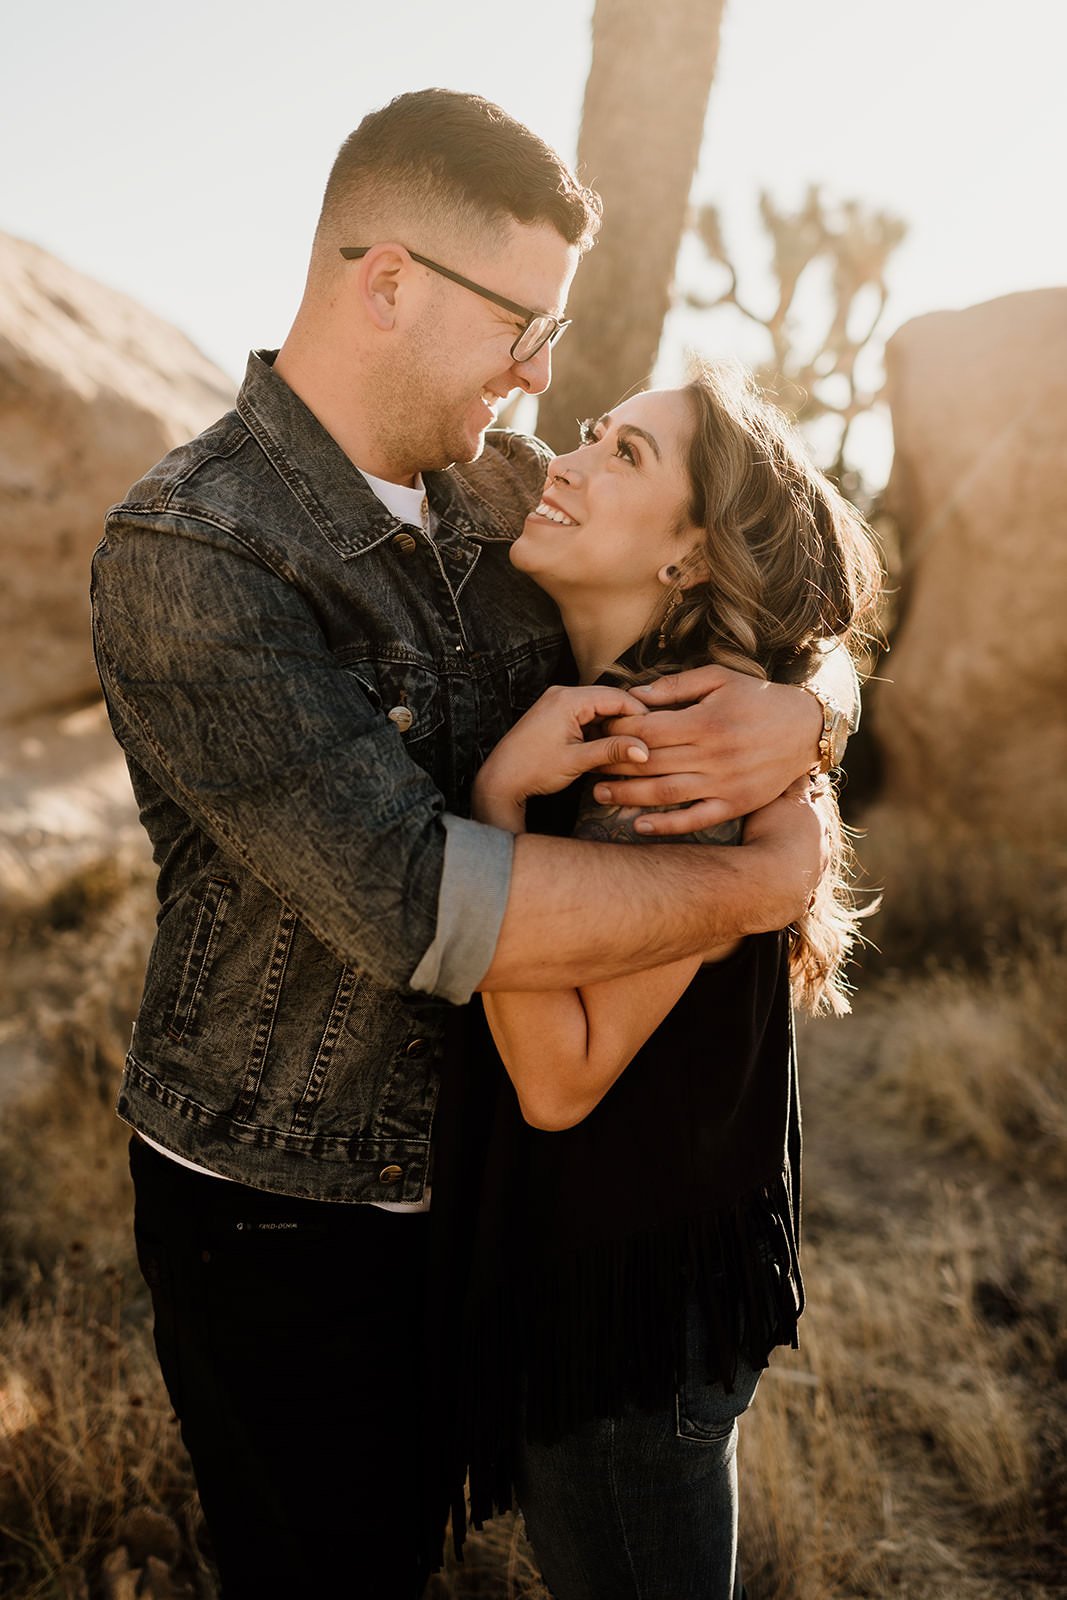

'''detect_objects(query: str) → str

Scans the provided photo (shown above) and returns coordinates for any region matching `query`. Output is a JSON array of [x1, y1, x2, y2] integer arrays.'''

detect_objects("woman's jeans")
[[516, 1301, 761, 1600]]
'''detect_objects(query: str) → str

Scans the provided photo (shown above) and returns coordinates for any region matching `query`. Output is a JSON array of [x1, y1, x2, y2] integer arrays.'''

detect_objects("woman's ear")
[[659, 542, 709, 592]]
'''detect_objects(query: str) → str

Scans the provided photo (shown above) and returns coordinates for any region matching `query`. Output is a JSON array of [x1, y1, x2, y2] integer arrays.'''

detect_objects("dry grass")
[[851, 806, 1067, 978], [738, 1193, 1064, 1599], [861, 941, 1067, 1182], [0, 1269, 202, 1598], [730, 897, 1067, 1600], [1, 841, 1065, 1598], [0, 861, 155, 1286]]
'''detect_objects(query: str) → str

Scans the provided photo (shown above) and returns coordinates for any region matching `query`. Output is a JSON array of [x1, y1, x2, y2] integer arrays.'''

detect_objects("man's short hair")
[[315, 88, 602, 257]]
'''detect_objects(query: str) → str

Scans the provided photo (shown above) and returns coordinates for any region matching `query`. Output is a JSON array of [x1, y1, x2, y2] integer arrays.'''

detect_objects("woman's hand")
[[472, 685, 651, 833]]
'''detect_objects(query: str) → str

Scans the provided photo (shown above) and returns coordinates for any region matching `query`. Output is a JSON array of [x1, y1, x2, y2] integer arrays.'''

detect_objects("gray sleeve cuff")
[[408, 813, 515, 1005]]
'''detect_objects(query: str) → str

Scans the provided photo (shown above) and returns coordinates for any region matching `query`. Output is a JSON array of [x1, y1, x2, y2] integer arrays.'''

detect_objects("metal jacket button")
[[392, 530, 417, 553], [378, 1164, 403, 1185], [387, 705, 414, 733]]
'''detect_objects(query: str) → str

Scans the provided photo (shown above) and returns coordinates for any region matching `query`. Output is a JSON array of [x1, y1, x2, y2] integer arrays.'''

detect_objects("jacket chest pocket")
[[345, 660, 445, 747]]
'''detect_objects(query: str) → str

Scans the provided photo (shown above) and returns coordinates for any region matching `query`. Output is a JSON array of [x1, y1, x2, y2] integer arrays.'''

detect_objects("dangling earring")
[[657, 585, 683, 651]]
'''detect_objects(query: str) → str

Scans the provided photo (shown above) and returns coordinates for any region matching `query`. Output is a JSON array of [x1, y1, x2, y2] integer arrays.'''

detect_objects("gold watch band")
[[804, 685, 847, 773]]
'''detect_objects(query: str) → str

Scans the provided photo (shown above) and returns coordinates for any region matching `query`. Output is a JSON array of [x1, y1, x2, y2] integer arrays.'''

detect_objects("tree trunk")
[[537, 0, 727, 453]]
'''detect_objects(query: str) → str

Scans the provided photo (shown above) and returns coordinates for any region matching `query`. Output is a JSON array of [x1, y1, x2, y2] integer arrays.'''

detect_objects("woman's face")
[[510, 389, 702, 608]]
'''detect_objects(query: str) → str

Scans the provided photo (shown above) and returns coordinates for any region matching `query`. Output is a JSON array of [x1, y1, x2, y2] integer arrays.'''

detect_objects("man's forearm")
[[476, 828, 807, 993]]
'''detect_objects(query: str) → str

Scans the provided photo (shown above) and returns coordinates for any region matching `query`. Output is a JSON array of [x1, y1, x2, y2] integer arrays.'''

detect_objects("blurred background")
[[1, 2, 1065, 1596]]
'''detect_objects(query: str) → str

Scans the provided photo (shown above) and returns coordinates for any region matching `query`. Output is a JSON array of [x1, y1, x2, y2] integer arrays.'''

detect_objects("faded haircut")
[[312, 88, 601, 267]]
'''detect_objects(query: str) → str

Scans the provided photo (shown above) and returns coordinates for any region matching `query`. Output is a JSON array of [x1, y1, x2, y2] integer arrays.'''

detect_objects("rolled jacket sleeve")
[[409, 813, 514, 1005], [91, 511, 510, 999]]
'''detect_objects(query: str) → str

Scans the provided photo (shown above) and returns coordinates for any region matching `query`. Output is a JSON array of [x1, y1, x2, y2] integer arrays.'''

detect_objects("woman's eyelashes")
[[577, 418, 638, 464]]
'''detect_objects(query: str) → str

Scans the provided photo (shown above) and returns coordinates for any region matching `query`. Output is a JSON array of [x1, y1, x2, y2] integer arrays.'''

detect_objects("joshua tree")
[[535, 0, 727, 453], [686, 187, 907, 484]]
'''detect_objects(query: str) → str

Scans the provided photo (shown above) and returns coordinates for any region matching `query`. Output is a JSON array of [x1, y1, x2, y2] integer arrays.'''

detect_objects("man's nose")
[[512, 339, 553, 396]]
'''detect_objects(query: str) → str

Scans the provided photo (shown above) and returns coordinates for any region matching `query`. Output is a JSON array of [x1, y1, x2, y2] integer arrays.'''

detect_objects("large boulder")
[[0, 236, 235, 924], [0, 231, 234, 726], [872, 288, 1067, 837]]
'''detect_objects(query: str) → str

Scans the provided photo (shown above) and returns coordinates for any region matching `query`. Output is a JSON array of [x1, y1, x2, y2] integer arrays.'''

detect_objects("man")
[[91, 90, 843, 1596]]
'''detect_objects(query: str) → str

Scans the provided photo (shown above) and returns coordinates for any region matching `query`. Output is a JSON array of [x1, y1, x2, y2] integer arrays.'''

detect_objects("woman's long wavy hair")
[[622, 362, 884, 1015]]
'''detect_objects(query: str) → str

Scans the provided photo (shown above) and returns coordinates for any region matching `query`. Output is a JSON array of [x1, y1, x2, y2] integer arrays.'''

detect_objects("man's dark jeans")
[[129, 1136, 443, 1598]]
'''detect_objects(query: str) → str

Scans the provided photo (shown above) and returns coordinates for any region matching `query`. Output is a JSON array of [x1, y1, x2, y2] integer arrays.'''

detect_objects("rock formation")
[[0, 232, 234, 912], [0, 230, 234, 726], [871, 287, 1067, 838]]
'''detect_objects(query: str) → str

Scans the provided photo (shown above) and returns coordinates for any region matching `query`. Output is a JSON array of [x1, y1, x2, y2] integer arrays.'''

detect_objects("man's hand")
[[740, 773, 831, 929], [591, 664, 824, 834], [472, 685, 651, 833]]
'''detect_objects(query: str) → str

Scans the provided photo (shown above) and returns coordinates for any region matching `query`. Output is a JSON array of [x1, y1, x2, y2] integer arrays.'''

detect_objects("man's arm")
[[476, 781, 822, 992], [468, 684, 823, 993], [91, 513, 510, 1003]]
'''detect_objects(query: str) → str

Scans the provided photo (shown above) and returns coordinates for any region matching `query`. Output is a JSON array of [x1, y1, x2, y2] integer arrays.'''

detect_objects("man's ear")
[[356, 244, 408, 331]]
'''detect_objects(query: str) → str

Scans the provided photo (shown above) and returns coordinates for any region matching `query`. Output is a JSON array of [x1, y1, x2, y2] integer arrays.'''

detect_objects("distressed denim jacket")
[[91, 351, 563, 1203]]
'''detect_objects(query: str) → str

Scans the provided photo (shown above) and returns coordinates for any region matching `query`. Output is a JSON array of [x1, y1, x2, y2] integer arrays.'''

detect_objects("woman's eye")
[[577, 418, 634, 463]]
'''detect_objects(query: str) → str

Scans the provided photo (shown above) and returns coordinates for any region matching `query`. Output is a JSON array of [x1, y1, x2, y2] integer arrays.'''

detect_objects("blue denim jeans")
[[515, 1301, 760, 1600]]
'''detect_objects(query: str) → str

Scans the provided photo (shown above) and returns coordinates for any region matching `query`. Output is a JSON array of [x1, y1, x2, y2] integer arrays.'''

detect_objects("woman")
[[449, 361, 882, 1599]]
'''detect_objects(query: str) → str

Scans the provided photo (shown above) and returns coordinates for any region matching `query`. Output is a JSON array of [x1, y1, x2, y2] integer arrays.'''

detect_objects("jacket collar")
[[236, 349, 513, 557]]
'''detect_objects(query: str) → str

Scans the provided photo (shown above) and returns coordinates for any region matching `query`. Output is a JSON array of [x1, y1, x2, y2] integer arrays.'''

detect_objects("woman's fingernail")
[[594, 784, 611, 801], [635, 819, 654, 833], [627, 745, 648, 762]]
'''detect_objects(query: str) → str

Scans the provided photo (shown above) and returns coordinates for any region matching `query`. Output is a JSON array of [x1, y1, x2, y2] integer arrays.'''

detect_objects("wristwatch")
[[805, 686, 851, 773]]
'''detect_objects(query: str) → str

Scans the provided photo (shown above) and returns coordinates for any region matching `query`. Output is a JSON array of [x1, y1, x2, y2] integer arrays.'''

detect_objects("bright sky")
[[4, 0, 1063, 482]]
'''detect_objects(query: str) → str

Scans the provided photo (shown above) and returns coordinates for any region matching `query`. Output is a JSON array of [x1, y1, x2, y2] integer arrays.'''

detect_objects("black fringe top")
[[432, 902, 804, 1553]]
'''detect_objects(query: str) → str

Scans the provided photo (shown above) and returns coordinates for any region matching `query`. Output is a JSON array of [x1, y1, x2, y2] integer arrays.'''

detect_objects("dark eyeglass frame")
[[339, 245, 570, 363]]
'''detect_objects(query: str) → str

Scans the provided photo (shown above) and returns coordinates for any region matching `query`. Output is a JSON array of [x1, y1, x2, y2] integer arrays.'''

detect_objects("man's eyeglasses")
[[339, 246, 571, 364]]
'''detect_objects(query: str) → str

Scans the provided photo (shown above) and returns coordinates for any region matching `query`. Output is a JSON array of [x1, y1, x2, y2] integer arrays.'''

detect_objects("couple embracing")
[[92, 88, 879, 1599]]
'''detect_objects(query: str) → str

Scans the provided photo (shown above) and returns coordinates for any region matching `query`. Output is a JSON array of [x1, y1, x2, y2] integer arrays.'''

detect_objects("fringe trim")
[[453, 1170, 803, 1550]]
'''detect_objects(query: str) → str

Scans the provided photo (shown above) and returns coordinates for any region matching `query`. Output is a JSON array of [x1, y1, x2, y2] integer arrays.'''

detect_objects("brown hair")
[[626, 362, 883, 1015], [314, 89, 601, 261]]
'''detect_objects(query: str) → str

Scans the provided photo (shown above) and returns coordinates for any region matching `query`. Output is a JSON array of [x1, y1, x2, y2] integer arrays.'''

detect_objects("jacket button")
[[405, 1037, 428, 1057], [387, 705, 414, 733], [378, 1164, 403, 1185], [392, 531, 418, 554]]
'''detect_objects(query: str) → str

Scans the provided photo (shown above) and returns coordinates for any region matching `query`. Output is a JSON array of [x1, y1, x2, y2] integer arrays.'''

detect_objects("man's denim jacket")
[[91, 352, 563, 1203]]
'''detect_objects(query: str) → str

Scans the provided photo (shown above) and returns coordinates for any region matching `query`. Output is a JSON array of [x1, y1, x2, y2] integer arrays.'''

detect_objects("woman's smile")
[[529, 493, 579, 526]]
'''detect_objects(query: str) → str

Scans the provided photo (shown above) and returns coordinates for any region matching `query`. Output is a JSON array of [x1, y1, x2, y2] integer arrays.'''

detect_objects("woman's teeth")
[[535, 502, 577, 526]]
